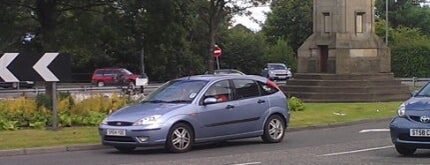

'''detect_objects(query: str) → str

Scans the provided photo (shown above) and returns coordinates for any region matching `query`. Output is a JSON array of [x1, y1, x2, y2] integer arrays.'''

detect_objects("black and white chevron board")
[[0, 52, 71, 82]]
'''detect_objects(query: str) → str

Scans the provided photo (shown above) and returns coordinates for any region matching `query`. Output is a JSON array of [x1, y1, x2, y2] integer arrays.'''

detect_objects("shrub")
[[288, 97, 305, 111]]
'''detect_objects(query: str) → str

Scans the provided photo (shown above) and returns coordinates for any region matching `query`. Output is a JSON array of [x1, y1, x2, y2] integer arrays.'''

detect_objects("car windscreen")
[[122, 69, 133, 75], [416, 83, 430, 97], [269, 64, 286, 70], [143, 80, 208, 103]]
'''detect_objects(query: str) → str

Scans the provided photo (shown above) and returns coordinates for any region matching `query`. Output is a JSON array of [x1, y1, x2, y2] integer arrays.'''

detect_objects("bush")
[[0, 93, 135, 130], [288, 97, 305, 111]]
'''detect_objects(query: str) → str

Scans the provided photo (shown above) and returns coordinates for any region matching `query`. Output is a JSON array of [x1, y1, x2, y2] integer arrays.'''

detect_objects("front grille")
[[410, 116, 422, 123], [107, 121, 133, 126], [399, 134, 430, 142], [275, 74, 287, 76], [104, 136, 135, 142]]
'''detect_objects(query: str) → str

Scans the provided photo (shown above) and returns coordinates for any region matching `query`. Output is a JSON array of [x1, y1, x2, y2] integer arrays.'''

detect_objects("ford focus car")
[[390, 82, 430, 155], [99, 74, 289, 153]]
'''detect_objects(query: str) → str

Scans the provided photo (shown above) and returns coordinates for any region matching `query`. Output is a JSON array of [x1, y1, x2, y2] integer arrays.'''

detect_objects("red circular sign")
[[213, 45, 222, 57]]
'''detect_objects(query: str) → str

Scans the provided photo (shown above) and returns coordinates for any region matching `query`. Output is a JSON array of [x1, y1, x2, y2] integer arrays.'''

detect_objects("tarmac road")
[[1, 118, 429, 165]]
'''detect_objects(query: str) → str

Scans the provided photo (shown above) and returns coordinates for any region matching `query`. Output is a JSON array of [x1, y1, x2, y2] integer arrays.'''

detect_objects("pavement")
[[0, 117, 392, 157]]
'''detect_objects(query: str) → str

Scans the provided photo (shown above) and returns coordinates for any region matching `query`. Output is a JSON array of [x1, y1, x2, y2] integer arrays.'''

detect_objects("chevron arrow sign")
[[0, 52, 71, 82]]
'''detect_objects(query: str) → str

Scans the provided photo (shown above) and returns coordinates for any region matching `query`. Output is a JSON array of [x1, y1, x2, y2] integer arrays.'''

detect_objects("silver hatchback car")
[[99, 74, 290, 153]]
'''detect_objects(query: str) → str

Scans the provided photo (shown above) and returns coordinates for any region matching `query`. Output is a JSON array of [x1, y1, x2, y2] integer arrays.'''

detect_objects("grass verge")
[[0, 101, 402, 150]]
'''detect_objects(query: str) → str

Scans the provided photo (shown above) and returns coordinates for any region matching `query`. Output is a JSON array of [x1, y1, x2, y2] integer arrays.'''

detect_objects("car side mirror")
[[411, 90, 418, 97], [203, 97, 218, 105]]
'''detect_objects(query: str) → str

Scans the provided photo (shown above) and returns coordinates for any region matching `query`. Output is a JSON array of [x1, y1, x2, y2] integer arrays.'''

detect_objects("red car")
[[91, 68, 138, 87]]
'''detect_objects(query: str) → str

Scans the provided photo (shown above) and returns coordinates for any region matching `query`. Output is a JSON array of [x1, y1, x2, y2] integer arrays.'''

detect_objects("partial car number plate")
[[410, 129, 430, 137], [107, 129, 126, 136]]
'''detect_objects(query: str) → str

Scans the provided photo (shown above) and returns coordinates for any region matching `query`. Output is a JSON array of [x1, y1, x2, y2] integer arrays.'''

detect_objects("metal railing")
[[0, 84, 161, 98], [397, 77, 430, 89]]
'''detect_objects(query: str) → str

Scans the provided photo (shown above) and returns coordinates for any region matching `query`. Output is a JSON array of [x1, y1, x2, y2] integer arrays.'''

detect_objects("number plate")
[[107, 129, 126, 136], [410, 129, 430, 137]]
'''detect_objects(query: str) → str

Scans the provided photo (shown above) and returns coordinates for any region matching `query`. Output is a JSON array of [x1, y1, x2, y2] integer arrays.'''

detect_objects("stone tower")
[[283, 0, 409, 102], [298, 0, 390, 74]]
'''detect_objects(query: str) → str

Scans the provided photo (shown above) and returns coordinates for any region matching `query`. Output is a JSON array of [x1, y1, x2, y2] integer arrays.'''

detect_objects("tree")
[[375, 0, 430, 35], [198, 0, 270, 73], [264, 38, 296, 71], [219, 25, 267, 74], [262, 0, 313, 54]]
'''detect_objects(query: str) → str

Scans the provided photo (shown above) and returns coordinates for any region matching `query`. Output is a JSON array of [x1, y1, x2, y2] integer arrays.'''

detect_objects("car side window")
[[233, 79, 261, 99], [204, 80, 232, 103], [257, 81, 279, 95]]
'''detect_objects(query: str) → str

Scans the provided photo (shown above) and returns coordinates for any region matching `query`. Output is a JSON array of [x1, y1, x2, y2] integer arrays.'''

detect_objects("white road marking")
[[232, 162, 261, 165], [319, 145, 394, 156], [359, 129, 390, 133]]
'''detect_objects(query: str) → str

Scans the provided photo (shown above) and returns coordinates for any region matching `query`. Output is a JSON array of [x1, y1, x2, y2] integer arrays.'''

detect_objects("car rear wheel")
[[395, 144, 416, 156], [261, 115, 285, 143], [114, 146, 135, 152], [97, 81, 104, 87], [165, 123, 193, 153], [11, 82, 18, 89]]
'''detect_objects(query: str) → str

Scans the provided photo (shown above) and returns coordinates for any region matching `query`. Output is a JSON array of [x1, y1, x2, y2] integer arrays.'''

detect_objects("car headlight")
[[101, 117, 108, 125], [133, 115, 162, 126], [397, 103, 406, 117]]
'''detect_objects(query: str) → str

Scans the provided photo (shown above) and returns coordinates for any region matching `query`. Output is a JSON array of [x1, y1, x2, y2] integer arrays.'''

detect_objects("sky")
[[232, 6, 271, 32]]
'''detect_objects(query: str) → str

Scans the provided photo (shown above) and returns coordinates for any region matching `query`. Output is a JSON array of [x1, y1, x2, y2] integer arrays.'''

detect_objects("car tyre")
[[12, 82, 18, 89], [128, 81, 136, 89], [97, 81, 104, 87], [395, 144, 416, 156], [114, 146, 135, 152], [261, 115, 285, 143], [166, 123, 194, 153]]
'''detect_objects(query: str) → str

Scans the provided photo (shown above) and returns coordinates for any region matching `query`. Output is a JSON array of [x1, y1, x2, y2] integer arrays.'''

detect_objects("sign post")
[[213, 45, 222, 70]]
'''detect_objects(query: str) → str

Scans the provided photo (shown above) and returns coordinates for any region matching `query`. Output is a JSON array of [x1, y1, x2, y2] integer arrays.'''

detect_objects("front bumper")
[[98, 124, 168, 148], [390, 117, 430, 148]]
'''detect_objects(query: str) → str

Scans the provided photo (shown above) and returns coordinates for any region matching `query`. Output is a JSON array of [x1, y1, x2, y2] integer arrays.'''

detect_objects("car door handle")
[[257, 100, 266, 104], [226, 105, 235, 109]]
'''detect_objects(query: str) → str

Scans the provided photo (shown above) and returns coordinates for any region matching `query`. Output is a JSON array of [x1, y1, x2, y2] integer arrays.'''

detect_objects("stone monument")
[[284, 0, 410, 102]]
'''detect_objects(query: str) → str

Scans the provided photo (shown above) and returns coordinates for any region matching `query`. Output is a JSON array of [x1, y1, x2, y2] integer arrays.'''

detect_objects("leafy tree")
[[375, 0, 430, 35], [264, 38, 296, 71], [219, 25, 267, 74], [198, 0, 270, 73], [389, 26, 430, 77], [262, 0, 312, 54]]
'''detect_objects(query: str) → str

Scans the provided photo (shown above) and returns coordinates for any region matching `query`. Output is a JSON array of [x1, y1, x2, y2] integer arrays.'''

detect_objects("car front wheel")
[[395, 144, 416, 156], [97, 81, 104, 87], [166, 123, 193, 153], [261, 115, 285, 143]]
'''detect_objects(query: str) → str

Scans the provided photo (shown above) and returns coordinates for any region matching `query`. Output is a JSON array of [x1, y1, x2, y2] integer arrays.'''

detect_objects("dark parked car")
[[261, 63, 293, 80], [91, 68, 139, 87], [0, 81, 34, 89], [390, 82, 430, 155], [99, 74, 289, 153]]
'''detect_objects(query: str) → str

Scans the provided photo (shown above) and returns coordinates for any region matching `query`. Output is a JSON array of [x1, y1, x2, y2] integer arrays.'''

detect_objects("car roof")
[[267, 63, 285, 65], [176, 74, 266, 82]]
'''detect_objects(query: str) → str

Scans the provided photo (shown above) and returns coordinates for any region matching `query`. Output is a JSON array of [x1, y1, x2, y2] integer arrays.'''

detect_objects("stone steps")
[[281, 73, 410, 102]]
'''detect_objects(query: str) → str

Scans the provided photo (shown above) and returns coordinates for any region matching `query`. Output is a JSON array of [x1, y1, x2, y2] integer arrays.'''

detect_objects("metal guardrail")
[[397, 77, 430, 89], [0, 85, 161, 99]]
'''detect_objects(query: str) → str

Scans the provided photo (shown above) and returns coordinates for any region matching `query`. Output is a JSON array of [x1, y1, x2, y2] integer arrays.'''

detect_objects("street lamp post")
[[386, 0, 397, 45], [385, 0, 389, 45]]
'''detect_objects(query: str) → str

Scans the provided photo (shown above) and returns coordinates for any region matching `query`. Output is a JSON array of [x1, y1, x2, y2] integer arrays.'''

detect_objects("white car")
[[261, 63, 293, 80]]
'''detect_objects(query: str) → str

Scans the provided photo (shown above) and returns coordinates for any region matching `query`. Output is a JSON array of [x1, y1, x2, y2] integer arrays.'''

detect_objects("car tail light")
[[266, 80, 280, 90]]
